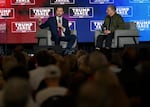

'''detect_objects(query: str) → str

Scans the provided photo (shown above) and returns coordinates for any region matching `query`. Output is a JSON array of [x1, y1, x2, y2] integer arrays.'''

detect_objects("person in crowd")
[[75, 50, 88, 59], [140, 61, 150, 107], [29, 49, 57, 91], [69, 54, 91, 96], [87, 51, 109, 72], [0, 71, 5, 90], [2, 56, 18, 77], [117, 46, 141, 107], [109, 53, 122, 73], [0, 65, 37, 107], [38, 6, 76, 55], [77, 81, 129, 107], [96, 5, 125, 50], [35, 65, 69, 107], [1, 78, 37, 107]]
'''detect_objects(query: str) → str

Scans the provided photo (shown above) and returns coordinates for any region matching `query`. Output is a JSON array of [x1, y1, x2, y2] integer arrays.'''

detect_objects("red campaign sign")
[[11, 0, 35, 5], [0, 0, 5, 5], [29, 7, 54, 19], [0, 8, 15, 19], [11, 21, 36, 33], [0, 22, 6, 33]]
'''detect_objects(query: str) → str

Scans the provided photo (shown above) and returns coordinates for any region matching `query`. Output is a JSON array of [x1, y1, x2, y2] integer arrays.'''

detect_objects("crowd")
[[0, 46, 150, 107]]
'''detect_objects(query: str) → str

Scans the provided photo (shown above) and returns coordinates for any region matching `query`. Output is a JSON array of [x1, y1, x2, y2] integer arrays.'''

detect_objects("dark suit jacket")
[[39, 16, 71, 39]]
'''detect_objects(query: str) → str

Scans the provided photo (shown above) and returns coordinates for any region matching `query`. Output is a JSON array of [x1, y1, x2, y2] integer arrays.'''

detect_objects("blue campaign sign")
[[116, 6, 133, 17], [69, 7, 94, 18], [69, 21, 76, 30], [90, 20, 104, 31], [89, 0, 114, 4], [129, 0, 150, 3]]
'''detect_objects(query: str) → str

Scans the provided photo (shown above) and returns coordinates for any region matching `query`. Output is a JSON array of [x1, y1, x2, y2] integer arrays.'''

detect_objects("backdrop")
[[0, 0, 150, 44]]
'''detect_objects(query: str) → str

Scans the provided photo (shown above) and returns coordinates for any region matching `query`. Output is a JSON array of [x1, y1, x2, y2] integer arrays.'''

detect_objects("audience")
[[29, 49, 56, 91], [0, 46, 149, 107], [36, 65, 69, 107]]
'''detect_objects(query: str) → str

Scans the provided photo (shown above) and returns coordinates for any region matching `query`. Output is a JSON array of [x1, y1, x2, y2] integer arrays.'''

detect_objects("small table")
[[117, 36, 139, 48]]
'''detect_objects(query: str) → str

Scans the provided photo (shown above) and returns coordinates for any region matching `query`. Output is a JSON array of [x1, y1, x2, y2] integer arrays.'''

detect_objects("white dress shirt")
[[56, 16, 66, 37]]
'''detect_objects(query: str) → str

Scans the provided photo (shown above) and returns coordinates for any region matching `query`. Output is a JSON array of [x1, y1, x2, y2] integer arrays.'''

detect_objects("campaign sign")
[[89, 0, 114, 4], [11, 0, 35, 5], [69, 7, 94, 18], [50, 0, 75, 4], [69, 21, 76, 30], [0, 0, 6, 5], [0, 8, 15, 19], [148, 6, 150, 16], [129, 0, 150, 3], [116, 6, 133, 17], [29, 7, 54, 19], [90, 20, 104, 31], [0, 22, 6, 33], [132, 20, 150, 31], [11, 21, 36, 33]]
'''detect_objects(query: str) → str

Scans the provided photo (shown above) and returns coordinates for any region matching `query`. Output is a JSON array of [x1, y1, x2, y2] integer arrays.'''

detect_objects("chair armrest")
[[115, 30, 139, 37], [36, 29, 51, 38], [114, 29, 139, 47]]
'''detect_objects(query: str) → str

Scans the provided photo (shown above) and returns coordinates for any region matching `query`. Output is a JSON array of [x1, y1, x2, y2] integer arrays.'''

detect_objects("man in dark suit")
[[38, 6, 76, 54]]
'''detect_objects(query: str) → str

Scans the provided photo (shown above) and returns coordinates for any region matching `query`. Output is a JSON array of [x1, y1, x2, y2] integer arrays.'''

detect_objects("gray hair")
[[107, 5, 116, 12]]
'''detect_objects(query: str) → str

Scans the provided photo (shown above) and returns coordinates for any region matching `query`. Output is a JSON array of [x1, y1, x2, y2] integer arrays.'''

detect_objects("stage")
[[0, 41, 150, 55]]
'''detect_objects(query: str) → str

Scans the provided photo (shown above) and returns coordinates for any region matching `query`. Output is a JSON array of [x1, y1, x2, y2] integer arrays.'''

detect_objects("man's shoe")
[[64, 49, 70, 55]]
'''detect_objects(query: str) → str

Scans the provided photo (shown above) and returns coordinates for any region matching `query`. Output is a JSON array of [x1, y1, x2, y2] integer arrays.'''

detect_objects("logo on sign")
[[132, 20, 150, 31], [129, 0, 150, 3], [29, 8, 54, 19], [0, 8, 15, 19], [11, 0, 35, 5], [69, 21, 76, 30], [116, 6, 133, 17], [50, 0, 75, 4], [11, 21, 36, 33], [89, 0, 114, 4], [0, 22, 6, 33], [90, 20, 104, 31], [69, 7, 94, 18]]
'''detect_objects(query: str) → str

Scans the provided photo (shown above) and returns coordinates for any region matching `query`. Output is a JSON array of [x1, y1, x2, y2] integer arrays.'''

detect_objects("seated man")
[[96, 5, 125, 50], [38, 6, 76, 54]]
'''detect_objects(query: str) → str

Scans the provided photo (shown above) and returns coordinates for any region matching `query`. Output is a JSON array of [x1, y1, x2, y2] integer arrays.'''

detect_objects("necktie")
[[58, 18, 62, 37]]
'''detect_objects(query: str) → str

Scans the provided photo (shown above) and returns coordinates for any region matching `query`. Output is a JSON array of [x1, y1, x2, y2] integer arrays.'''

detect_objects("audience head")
[[76, 50, 88, 59], [4, 65, 29, 81], [3, 78, 30, 107], [44, 65, 61, 87], [2, 56, 18, 74], [52, 53, 64, 73], [88, 51, 109, 72], [63, 55, 77, 74], [13, 51, 28, 66], [110, 53, 122, 67], [94, 69, 120, 87], [78, 81, 111, 107], [122, 46, 138, 68], [77, 55, 91, 74], [36, 49, 57, 67], [78, 81, 129, 107], [0, 70, 5, 90]]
